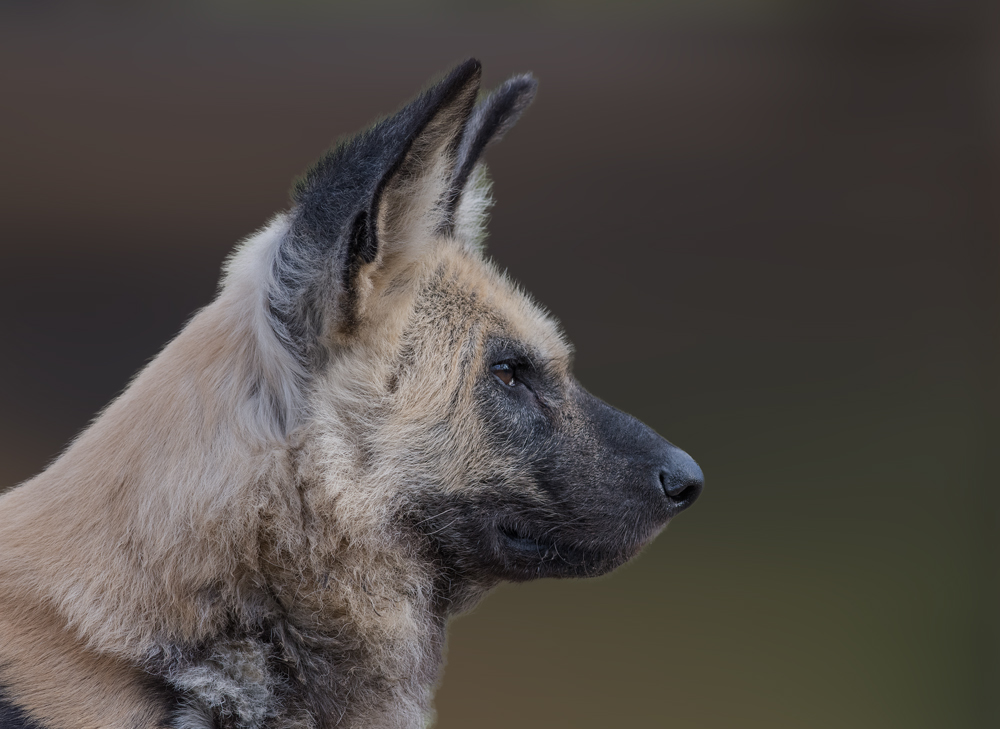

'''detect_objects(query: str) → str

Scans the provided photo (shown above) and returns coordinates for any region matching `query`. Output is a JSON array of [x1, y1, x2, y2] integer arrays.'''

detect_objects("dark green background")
[[1, 2, 996, 727]]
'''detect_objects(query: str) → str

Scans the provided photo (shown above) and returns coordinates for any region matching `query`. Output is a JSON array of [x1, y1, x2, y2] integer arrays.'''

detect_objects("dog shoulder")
[[0, 601, 178, 729]]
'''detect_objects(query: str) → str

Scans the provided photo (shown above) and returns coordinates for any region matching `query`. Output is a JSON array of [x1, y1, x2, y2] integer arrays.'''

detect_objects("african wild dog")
[[0, 59, 702, 728]]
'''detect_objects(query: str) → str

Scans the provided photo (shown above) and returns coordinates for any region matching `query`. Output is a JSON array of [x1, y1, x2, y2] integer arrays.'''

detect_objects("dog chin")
[[488, 522, 648, 581]]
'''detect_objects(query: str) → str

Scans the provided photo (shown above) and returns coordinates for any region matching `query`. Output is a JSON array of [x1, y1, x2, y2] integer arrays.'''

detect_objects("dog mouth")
[[414, 496, 650, 581], [496, 521, 609, 569], [497, 522, 556, 554], [493, 515, 657, 580]]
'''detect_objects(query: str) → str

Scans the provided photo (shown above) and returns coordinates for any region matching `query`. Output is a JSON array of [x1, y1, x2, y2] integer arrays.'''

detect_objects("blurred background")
[[1, 1, 997, 727]]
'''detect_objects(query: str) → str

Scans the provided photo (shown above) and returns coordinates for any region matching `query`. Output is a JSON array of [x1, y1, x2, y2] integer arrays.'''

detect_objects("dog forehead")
[[412, 249, 572, 366]]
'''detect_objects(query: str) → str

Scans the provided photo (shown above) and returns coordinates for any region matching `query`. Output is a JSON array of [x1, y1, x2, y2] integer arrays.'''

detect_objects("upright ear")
[[269, 59, 482, 367], [440, 73, 538, 236]]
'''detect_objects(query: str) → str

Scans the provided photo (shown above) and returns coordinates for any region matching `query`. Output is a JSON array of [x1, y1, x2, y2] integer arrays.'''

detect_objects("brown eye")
[[491, 363, 515, 387]]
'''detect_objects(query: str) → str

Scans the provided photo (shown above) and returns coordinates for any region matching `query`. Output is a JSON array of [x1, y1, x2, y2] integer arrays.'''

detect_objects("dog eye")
[[491, 363, 516, 387]]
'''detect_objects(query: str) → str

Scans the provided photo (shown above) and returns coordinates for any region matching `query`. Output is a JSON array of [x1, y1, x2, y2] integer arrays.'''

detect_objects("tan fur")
[[0, 598, 168, 728], [0, 152, 566, 729], [0, 64, 665, 729]]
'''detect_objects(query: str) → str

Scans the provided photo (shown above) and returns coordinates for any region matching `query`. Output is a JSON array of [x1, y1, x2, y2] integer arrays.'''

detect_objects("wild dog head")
[[242, 59, 702, 605], [0, 58, 702, 729]]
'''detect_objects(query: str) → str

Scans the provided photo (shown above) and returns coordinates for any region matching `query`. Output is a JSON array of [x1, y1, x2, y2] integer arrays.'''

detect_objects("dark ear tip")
[[484, 73, 539, 134], [427, 58, 482, 113], [506, 73, 538, 91], [493, 74, 538, 116], [501, 73, 538, 95], [451, 58, 483, 84]]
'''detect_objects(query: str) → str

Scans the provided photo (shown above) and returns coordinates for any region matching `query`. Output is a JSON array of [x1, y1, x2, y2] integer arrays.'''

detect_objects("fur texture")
[[0, 59, 702, 728]]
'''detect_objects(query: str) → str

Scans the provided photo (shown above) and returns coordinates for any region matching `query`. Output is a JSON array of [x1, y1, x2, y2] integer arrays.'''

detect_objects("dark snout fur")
[[416, 372, 702, 584]]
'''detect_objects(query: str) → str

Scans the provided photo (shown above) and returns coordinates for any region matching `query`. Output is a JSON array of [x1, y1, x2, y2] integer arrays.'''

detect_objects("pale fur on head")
[[0, 59, 547, 729]]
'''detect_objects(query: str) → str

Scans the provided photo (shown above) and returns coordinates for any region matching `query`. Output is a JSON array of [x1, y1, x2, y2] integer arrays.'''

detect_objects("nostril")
[[664, 478, 696, 501], [657, 464, 704, 512]]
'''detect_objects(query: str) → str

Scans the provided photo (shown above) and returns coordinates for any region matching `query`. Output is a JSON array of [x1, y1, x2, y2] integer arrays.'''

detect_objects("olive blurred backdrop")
[[1, 2, 997, 727]]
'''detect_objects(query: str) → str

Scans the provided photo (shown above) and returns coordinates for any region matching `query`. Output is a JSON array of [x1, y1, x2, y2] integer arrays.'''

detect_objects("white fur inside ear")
[[377, 140, 458, 266], [452, 163, 494, 253]]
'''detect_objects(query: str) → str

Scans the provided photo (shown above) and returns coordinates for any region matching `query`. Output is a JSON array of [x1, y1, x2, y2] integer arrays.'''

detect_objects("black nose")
[[657, 449, 703, 513]]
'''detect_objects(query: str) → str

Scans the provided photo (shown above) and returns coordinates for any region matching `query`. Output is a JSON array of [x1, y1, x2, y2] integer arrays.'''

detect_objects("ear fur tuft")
[[441, 73, 537, 235]]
